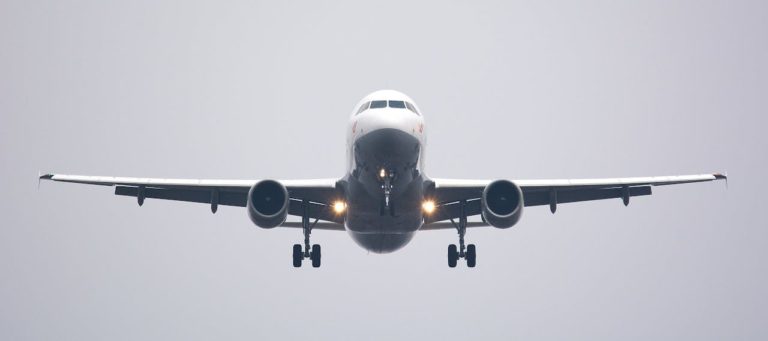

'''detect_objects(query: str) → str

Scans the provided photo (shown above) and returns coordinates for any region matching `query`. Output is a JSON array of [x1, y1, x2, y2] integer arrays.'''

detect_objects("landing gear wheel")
[[292, 244, 303, 268], [466, 244, 476, 268], [294, 199, 324, 268], [311, 244, 322, 268], [448, 244, 458, 268], [447, 200, 477, 268]]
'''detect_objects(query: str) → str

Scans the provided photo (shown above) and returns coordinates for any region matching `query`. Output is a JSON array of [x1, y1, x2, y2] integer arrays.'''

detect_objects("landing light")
[[422, 200, 436, 214], [333, 201, 347, 214], [379, 168, 387, 178]]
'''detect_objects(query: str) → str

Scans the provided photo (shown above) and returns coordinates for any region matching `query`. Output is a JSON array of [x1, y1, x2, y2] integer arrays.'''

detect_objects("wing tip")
[[38, 172, 54, 190], [713, 172, 727, 181]]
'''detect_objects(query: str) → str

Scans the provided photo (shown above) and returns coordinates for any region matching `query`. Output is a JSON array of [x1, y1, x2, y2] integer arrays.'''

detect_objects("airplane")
[[39, 89, 727, 268]]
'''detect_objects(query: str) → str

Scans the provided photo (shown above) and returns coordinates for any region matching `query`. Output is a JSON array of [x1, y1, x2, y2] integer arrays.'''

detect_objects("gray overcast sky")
[[1, 0, 766, 339]]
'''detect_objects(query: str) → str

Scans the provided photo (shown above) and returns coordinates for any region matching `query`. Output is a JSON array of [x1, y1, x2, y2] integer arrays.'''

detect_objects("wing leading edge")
[[39, 173, 346, 229], [40, 172, 727, 230], [426, 173, 727, 225]]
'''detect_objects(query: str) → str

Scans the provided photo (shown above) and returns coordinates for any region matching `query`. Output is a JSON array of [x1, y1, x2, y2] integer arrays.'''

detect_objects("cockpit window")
[[356, 101, 370, 115], [363, 99, 420, 114], [370, 100, 387, 109], [405, 102, 419, 114]]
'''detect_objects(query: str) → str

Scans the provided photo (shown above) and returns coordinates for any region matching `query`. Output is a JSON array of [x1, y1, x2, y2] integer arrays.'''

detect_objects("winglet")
[[38, 172, 53, 190], [713, 172, 728, 189]]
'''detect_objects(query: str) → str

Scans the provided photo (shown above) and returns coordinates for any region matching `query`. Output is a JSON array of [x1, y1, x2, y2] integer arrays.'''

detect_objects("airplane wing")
[[39, 173, 346, 229], [425, 173, 727, 226]]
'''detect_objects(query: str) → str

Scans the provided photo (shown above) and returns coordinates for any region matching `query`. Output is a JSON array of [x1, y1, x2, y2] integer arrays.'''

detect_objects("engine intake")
[[481, 180, 524, 229], [247, 180, 289, 228]]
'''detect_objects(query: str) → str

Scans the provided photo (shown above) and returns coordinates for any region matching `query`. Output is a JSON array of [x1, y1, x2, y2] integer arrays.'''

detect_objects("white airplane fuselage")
[[343, 90, 428, 253]]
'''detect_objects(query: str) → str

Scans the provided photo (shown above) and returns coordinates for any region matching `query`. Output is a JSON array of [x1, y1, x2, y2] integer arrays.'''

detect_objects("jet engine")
[[247, 180, 289, 228], [481, 180, 524, 229]]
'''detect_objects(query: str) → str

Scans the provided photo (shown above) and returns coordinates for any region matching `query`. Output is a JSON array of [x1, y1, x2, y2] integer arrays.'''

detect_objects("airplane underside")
[[345, 128, 425, 253]]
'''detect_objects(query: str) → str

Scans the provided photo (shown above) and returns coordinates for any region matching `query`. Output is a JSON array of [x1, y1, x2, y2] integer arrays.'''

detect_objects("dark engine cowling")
[[481, 180, 524, 229], [247, 180, 289, 228]]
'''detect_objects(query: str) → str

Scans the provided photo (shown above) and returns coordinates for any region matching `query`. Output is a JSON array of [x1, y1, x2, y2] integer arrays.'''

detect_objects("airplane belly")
[[347, 230, 416, 254], [343, 127, 425, 253]]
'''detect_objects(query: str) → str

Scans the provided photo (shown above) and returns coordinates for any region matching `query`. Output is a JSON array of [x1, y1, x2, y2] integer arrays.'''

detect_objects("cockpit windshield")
[[356, 99, 420, 115], [405, 102, 418, 114], [370, 100, 387, 109], [356, 101, 370, 114]]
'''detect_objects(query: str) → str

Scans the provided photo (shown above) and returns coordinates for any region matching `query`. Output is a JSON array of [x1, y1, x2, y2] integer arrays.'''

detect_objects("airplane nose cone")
[[355, 108, 422, 137], [354, 128, 420, 163]]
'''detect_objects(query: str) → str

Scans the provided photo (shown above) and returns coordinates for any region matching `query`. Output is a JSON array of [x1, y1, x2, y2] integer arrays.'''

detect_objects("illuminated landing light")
[[333, 201, 347, 214], [422, 200, 436, 214], [379, 168, 387, 179]]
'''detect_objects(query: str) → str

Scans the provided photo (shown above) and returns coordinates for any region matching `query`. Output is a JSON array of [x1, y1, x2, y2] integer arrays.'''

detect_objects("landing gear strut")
[[448, 200, 476, 268], [293, 199, 321, 268]]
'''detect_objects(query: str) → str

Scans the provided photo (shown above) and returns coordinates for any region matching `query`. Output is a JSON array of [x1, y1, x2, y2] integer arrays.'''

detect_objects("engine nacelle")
[[481, 180, 524, 229], [247, 180, 289, 229]]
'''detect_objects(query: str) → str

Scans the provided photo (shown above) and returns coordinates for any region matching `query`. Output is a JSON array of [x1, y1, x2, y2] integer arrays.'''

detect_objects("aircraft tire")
[[292, 244, 302, 267], [311, 244, 321, 268], [448, 244, 458, 268], [466, 244, 476, 268]]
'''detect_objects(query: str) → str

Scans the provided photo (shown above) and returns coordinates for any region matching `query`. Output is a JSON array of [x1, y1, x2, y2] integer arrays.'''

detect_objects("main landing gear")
[[448, 200, 476, 268], [293, 199, 321, 268]]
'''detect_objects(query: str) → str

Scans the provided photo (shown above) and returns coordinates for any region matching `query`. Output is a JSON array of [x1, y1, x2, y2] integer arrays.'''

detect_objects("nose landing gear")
[[447, 200, 476, 268], [293, 199, 322, 268], [379, 168, 396, 216]]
